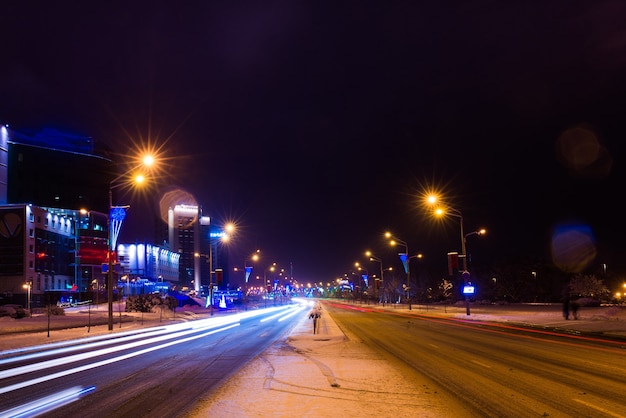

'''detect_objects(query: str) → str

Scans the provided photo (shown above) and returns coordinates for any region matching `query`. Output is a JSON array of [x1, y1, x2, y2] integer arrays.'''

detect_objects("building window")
[[29, 213, 34, 222], [29, 260, 33, 268], [29, 228, 34, 238]]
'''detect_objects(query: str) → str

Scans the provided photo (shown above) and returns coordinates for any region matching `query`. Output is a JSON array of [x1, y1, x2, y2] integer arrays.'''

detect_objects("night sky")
[[2, 2, 625, 283]]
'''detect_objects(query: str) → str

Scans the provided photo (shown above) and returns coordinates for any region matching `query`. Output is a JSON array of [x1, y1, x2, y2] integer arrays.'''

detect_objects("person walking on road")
[[570, 297, 580, 320]]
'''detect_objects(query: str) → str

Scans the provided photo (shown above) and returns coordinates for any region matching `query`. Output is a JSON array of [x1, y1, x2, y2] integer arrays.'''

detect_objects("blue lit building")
[[0, 124, 179, 305]]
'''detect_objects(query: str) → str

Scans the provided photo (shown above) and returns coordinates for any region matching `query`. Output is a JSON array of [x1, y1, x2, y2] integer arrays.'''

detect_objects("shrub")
[[575, 297, 601, 307], [32, 306, 65, 316], [126, 294, 178, 312]]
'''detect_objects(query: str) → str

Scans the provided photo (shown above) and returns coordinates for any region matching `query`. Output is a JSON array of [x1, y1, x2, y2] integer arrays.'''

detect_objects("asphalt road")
[[324, 302, 626, 417], [0, 305, 305, 418]]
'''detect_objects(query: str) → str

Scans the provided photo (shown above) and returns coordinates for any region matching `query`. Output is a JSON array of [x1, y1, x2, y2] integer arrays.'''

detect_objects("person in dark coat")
[[570, 297, 580, 320]]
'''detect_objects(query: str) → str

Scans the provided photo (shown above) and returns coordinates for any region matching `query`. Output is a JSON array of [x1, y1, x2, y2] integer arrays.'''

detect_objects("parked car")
[[0, 304, 27, 319]]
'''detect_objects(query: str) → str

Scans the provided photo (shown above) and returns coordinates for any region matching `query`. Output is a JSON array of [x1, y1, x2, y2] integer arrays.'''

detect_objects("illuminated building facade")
[[0, 204, 80, 307], [0, 125, 115, 306], [116, 243, 180, 295], [166, 204, 230, 293], [168, 204, 201, 290]]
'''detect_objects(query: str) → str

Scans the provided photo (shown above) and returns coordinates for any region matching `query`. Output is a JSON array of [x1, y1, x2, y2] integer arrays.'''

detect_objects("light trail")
[[0, 316, 238, 367], [0, 323, 240, 396], [0, 386, 95, 418]]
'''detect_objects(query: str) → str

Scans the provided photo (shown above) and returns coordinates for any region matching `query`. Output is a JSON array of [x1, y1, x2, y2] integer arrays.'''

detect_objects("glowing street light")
[[464, 228, 486, 268], [426, 194, 469, 271], [366, 251, 385, 306], [264, 263, 277, 286], [354, 262, 369, 302], [385, 232, 413, 310], [106, 156, 156, 331], [427, 194, 485, 316], [200, 221, 235, 315], [23, 281, 31, 316], [241, 250, 260, 307]]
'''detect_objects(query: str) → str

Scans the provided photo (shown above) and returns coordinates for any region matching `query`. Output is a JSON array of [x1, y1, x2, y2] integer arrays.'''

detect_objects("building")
[[166, 204, 231, 293], [0, 124, 236, 305], [0, 204, 80, 307], [0, 124, 180, 306], [1, 125, 113, 212], [116, 242, 180, 295], [168, 204, 201, 291], [0, 202, 181, 307]]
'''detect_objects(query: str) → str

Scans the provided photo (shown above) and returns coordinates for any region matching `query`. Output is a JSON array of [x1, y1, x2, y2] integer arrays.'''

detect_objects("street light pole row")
[[366, 251, 385, 307], [426, 194, 487, 316], [385, 232, 412, 310]]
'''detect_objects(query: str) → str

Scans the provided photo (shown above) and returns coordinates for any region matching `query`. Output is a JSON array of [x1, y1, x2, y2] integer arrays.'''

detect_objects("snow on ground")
[[182, 303, 455, 418], [2, 301, 626, 417], [181, 301, 626, 418]]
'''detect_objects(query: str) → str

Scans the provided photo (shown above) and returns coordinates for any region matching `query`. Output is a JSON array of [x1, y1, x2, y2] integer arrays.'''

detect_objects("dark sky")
[[2, 2, 625, 283]]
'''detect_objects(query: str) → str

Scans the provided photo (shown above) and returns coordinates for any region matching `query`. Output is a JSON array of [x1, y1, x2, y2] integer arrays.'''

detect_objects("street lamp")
[[365, 251, 385, 306], [201, 221, 234, 315], [240, 250, 260, 307], [354, 262, 368, 302], [106, 157, 155, 331], [23, 281, 31, 316], [385, 232, 413, 310], [194, 252, 213, 313], [427, 195, 481, 315], [263, 263, 278, 304], [438, 206, 466, 270], [464, 228, 486, 269], [427, 195, 485, 273]]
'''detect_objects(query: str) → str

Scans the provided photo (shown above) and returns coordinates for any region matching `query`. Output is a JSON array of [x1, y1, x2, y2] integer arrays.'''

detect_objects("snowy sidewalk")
[[183, 302, 453, 418]]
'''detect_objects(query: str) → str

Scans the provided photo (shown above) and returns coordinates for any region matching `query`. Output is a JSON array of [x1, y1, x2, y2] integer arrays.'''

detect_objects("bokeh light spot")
[[555, 125, 612, 178], [551, 224, 597, 273], [159, 189, 198, 225]]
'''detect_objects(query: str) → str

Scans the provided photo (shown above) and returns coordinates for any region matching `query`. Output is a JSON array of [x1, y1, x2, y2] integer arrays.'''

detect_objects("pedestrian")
[[562, 292, 570, 320], [570, 297, 580, 320]]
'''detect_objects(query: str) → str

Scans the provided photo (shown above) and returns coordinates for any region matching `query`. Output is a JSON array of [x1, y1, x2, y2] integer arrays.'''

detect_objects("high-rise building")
[[166, 204, 230, 294], [168, 204, 201, 291], [1, 125, 113, 212]]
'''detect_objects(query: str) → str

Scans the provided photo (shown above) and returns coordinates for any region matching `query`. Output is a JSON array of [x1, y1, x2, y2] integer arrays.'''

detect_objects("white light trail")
[[0, 386, 95, 418], [0, 323, 239, 395]]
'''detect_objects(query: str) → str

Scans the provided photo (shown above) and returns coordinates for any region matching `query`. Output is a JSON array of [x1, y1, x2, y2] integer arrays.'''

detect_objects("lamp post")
[[209, 241, 213, 314], [354, 262, 368, 303], [240, 250, 260, 308], [365, 251, 385, 306], [23, 281, 31, 316], [264, 263, 277, 304], [434, 204, 470, 313], [195, 252, 213, 314], [428, 195, 485, 316], [408, 252, 424, 305], [440, 206, 466, 270], [426, 195, 469, 271], [385, 232, 412, 310], [107, 187, 130, 331], [464, 228, 486, 270], [203, 221, 234, 315], [106, 156, 155, 331]]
